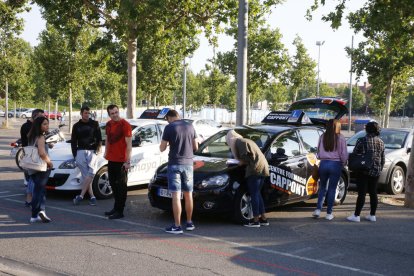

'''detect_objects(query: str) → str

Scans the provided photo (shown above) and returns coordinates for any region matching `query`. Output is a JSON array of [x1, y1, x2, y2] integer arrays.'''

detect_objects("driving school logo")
[[269, 165, 307, 196]]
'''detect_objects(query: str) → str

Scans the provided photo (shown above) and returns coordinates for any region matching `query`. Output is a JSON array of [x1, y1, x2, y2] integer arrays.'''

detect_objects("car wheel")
[[21, 114, 26, 119], [8, 113, 12, 118], [92, 166, 112, 199], [15, 148, 24, 171], [386, 166, 405, 195], [334, 174, 348, 205], [233, 187, 253, 224]]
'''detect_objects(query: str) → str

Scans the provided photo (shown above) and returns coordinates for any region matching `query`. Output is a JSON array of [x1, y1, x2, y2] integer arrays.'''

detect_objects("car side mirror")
[[132, 139, 142, 147]]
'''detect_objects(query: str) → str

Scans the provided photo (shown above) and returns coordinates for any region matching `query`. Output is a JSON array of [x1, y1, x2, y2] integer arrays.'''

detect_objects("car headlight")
[[199, 174, 229, 189], [59, 159, 77, 169]]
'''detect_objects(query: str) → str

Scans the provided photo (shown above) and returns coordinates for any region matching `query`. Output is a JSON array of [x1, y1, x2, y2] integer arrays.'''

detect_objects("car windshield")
[[195, 128, 271, 158], [347, 130, 408, 149]]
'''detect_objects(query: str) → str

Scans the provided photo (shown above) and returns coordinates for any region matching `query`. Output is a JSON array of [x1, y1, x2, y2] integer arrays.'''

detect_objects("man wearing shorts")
[[160, 109, 198, 234], [71, 106, 102, 206]]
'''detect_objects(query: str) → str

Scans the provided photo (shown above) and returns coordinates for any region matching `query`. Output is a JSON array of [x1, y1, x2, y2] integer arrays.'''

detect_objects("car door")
[[297, 128, 322, 198], [265, 130, 308, 205], [128, 124, 162, 184]]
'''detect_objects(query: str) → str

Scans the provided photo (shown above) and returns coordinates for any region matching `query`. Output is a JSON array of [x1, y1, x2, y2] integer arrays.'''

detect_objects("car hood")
[[49, 142, 73, 161]]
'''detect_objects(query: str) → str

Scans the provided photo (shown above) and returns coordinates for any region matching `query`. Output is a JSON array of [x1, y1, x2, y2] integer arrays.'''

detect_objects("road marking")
[[290, 247, 314, 254], [3, 198, 383, 276], [0, 191, 10, 194], [0, 194, 24, 199]]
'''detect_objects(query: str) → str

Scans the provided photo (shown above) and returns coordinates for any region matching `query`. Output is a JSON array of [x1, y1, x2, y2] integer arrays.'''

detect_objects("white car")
[[183, 118, 225, 143], [47, 118, 169, 199], [20, 108, 35, 119], [0, 109, 5, 117]]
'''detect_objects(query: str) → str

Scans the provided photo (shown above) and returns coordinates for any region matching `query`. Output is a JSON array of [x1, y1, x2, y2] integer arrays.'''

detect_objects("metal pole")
[[348, 36, 354, 133], [317, 44, 320, 97], [182, 58, 187, 118], [5, 79, 8, 128], [236, 0, 248, 126]]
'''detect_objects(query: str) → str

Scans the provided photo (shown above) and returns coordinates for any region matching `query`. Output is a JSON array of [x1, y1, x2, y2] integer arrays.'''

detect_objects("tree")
[[288, 36, 317, 102], [35, 0, 238, 118]]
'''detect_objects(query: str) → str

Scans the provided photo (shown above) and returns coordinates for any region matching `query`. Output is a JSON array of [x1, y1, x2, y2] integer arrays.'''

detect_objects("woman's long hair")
[[28, 117, 49, 145], [323, 119, 341, 152]]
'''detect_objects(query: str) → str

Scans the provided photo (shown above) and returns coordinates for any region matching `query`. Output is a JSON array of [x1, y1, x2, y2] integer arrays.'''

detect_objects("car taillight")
[[11, 142, 16, 147]]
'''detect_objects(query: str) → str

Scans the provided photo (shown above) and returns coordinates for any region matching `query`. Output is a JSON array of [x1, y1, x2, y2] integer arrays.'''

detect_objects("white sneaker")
[[365, 215, 376, 222], [30, 216, 42, 223], [312, 209, 321, 218], [347, 215, 360, 222], [38, 211, 51, 223], [325, 214, 334, 221]]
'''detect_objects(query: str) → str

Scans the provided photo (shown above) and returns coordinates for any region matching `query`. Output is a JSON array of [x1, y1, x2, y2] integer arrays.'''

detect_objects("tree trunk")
[[69, 86, 73, 134], [383, 78, 393, 128], [4, 80, 9, 128], [214, 104, 217, 121], [100, 98, 104, 123], [405, 137, 414, 208], [127, 38, 137, 119], [293, 88, 298, 102], [246, 93, 251, 125]]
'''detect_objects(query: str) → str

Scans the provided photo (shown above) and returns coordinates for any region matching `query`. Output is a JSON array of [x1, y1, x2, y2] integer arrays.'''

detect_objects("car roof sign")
[[262, 110, 312, 125], [139, 108, 169, 119]]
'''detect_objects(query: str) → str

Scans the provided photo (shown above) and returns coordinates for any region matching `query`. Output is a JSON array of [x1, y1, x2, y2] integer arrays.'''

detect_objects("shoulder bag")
[[20, 138, 47, 172], [348, 139, 373, 172]]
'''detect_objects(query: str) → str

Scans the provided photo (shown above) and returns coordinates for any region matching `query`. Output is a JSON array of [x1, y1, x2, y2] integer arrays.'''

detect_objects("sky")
[[19, 0, 367, 84]]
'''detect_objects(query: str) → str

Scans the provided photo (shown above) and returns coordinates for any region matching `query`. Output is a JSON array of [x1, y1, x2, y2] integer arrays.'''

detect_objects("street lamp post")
[[316, 41, 325, 97]]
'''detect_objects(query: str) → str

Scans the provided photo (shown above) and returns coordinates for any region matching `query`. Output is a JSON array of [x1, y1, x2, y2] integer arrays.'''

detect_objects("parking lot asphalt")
[[1, 118, 414, 276]]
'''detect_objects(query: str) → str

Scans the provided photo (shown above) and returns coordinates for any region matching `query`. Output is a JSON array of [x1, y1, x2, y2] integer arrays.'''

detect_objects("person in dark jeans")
[[27, 116, 53, 223], [20, 109, 44, 207], [347, 122, 385, 222], [226, 130, 270, 228], [103, 104, 132, 219]]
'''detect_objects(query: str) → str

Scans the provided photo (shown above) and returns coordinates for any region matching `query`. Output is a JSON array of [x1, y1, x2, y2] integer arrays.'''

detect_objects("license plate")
[[158, 188, 183, 199]]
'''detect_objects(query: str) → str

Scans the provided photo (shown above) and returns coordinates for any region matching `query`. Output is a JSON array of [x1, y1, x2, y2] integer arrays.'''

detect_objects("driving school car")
[[148, 98, 350, 223], [46, 109, 169, 199]]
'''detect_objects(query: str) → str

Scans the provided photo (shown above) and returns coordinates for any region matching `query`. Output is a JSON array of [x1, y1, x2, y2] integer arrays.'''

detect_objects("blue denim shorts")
[[167, 165, 193, 192]]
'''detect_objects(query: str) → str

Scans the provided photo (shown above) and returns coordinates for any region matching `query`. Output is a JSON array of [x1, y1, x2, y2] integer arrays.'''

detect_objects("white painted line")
[[290, 247, 314, 254], [3, 198, 383, 276], [0, 191, 10, 194], [0, 194, 24, 199]]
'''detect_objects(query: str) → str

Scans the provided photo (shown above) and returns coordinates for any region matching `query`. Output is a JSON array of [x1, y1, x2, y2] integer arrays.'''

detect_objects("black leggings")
[[355, 174, 379, 216], [108, 161, 128, 213]]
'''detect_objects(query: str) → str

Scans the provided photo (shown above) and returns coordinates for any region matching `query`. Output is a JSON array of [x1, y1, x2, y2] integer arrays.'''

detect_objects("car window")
[[298, 129, 320, 153], [135, 124, 159, 145], [348, 130, 408, 149], [157, 124, 166, 138], [270, 131, 301, 157]]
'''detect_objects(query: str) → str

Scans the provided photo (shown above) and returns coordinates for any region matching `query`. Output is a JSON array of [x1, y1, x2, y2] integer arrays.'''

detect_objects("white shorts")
[[76, 150, 98, 178]]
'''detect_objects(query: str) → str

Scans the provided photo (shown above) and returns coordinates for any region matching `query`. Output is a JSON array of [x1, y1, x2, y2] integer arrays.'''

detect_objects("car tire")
[[232, 187, 253, 224], [8, 113, 12, 118], [386, 166, 405, 195], [92, 166, 112, 199], [334, 174, 348, 205], [21, 114, 26, 119], [15, 148, 24, 171]]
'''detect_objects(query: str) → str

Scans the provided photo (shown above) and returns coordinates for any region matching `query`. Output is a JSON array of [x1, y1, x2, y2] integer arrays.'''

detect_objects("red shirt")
[[105, 119, 132, 162]]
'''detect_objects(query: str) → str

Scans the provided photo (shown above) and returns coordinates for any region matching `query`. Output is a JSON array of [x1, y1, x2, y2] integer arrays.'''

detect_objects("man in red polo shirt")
[[104, 104, 132, 219]]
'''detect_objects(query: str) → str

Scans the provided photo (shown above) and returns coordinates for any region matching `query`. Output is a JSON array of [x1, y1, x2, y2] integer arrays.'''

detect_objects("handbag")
[[20, 138, 47, 172], [348, 140, 373, 172]]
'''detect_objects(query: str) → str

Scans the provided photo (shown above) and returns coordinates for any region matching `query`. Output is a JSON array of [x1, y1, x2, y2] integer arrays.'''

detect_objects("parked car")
[[0, 109, 5, 117], [148, 97, 350, 223], [183, 118, 225, 143], [44, 111, 63, 120], [347, 128, 413, 194], [20, 108, 35, 119], [47, 109, 169, 199], [7, 108, 29, 118]]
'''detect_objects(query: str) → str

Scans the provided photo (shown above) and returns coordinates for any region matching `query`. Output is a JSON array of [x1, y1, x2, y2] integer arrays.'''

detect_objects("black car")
[[148, 98, 350, 223], [347, 128, 413, 195]]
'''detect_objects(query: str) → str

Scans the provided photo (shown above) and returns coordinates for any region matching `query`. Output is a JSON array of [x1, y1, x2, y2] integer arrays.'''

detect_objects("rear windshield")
[[347, 130, 408, 149]]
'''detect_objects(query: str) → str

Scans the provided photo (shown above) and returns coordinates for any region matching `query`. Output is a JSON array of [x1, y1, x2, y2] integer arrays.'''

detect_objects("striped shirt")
[[353, 134, 385, 177]]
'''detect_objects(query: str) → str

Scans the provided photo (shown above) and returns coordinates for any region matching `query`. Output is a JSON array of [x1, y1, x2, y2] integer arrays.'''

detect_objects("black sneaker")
[[185, 222, 195, 231], [244, 221, 260, 228], [165, 225, 183, 234], [259, 218, 269, 226], [108, 212, 124, 220], [104, 209, 116, 216]]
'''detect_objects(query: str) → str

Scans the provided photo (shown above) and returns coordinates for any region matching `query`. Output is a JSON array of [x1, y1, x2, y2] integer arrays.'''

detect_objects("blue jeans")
[[167, 165, 193, 192], [31, 170, 51, 218], [316, 160, 342, 214], [246, 175, 265, 217]]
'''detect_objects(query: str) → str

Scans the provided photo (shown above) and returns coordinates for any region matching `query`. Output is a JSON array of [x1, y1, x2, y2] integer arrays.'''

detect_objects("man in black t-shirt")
[[160, 109, 198, 234]]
